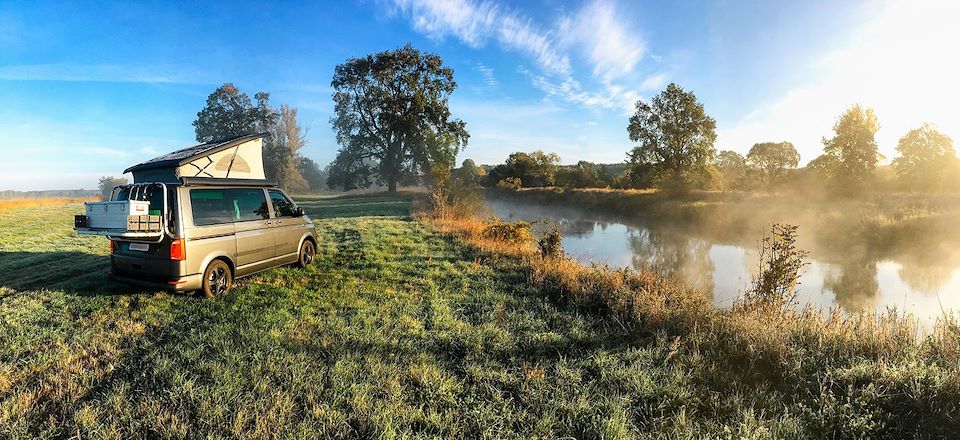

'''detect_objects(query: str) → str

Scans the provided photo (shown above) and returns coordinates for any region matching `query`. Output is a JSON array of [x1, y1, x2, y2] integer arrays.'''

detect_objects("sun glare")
[[719, 0, 960, 163]]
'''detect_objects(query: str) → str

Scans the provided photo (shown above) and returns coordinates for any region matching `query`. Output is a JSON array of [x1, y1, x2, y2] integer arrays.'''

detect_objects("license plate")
[[129, 243, 150, 252]]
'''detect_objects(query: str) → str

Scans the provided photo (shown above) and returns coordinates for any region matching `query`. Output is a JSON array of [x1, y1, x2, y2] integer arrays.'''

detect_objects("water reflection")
[[628, 228, 715, 294], [824, 261, 880, 311], [489, 197, 960, 324]]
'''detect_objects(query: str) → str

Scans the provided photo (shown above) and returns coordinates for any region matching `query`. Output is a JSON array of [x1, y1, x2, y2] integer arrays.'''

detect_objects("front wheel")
[[297, 240, 315, 268], [202, 259, 232, 298]]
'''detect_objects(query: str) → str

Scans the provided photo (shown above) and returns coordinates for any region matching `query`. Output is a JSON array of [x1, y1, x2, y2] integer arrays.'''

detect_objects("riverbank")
[[1, 195, 958, 437], [422, 192, 960, 438]]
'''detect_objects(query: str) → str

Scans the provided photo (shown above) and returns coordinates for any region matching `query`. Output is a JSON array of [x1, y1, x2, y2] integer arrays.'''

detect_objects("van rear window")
[[190, 189, 232, 226], [190, 188, 270, 225], [113, 184, 167, 215]]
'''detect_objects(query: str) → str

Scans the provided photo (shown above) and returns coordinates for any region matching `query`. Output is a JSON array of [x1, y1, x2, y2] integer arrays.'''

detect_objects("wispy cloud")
[[557, 0, 645, 81], [639, 72, 668, 91], [392, 0, 570, 74], [391, 0, 657, 114], [528, 74, 639, 115], [474, 62, 497, 88], [0, 63, 202, 83]]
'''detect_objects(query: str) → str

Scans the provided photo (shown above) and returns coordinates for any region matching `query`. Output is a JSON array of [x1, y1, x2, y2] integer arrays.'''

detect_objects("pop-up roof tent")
[[124, 133, 267, 183]]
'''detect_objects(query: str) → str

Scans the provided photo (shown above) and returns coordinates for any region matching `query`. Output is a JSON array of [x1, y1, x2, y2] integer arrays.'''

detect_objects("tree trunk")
[[387, 179, 397, 193]]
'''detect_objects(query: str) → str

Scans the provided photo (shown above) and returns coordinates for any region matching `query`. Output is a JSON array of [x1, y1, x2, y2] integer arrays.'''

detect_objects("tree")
[[806, 153, 839, 177], [193, 83, 277, 142], [714, 150, 748, 171], [327, 44, 469, 192], [98, 176, 128, 201], [627, 83, 717, 189], [486, 151, 560, 188], [892, 123, 957, 191], [193, 83, 310, 192], [298, 157, 328, 192], [453, 158, 485, 187], [820, 104, 880, 188], [556, 161, 599, 188], [424, 130, 462, 189], [265, 105, 309, 193], [747, 141, 800, 185], [713, 150, 751, 190]]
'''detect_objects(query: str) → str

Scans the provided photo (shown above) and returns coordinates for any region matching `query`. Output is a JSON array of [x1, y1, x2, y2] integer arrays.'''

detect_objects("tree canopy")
[[747, 141, 800, 185], [453, 159, 486, 187], [820, 104, 880, 189], [892, 123, 957, 191], [193, 83, 277, 142], [97, 176, 128, 201], [627, 83, 717, 189], [486, 151, 560, 188], [192, 83, 309, 191], [327, 44, 469, 192], [298, 157, 328, 192], [713, 150, 754, 190], [265, 105, 309, 193], [556, 161, 601, 188]]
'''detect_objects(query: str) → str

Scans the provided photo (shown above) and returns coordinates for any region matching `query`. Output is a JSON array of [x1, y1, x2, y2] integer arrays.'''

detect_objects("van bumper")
[[108, 271, 203, 292]]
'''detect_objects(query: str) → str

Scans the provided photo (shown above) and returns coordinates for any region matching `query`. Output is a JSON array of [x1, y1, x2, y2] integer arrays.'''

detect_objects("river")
[[487, 195, 960, 325]]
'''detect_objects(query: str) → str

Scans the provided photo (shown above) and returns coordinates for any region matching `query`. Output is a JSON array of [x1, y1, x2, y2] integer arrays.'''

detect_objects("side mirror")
[[294, 207, 305, 217]]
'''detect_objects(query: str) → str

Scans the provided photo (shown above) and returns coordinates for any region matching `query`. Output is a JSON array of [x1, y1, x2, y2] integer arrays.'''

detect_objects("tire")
[[297, 240, 316, 268], [202, 259, 232, 298]]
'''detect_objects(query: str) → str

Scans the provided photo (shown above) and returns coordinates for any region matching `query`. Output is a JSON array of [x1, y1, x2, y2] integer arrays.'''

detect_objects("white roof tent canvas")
[[124, 133, 267, 183]]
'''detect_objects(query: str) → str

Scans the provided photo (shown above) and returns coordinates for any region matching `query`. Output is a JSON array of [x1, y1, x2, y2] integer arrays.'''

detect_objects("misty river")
[[486, 195, 960, 325]]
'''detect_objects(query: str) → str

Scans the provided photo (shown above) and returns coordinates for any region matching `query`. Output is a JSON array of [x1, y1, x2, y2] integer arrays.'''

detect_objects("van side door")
[[267, 189, 303, 261], [228, 188, 276, 271]]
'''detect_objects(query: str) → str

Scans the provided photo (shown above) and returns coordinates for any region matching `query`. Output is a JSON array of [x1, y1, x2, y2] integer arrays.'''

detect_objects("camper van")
[[75, 134, 317, 297]]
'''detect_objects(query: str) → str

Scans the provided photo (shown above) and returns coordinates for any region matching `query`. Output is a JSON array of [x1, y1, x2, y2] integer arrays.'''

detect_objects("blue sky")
[[1, 0, 957, 190]]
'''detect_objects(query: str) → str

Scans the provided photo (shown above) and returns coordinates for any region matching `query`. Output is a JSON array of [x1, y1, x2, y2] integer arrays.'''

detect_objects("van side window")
[[268, 190, 297, 217], [190, 189, 232, 226], [229, 188, 270, 221]]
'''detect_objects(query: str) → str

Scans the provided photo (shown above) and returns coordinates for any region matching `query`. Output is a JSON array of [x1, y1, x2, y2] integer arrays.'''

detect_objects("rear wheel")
[[297, 240, 315, 268], [202, 259, 232, 298]]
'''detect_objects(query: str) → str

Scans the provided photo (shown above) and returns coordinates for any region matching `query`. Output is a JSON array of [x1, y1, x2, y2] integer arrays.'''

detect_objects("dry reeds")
[[0, 197, 96, 210]]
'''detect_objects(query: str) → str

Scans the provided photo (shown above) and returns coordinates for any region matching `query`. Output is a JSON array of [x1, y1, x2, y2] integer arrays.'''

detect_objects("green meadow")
[[1, 195, 958, 439]]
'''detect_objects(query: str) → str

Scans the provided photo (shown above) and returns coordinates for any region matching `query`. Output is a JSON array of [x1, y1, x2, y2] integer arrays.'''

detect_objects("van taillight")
[[170, 238, 186, 261], [109, 240, 114, 253]]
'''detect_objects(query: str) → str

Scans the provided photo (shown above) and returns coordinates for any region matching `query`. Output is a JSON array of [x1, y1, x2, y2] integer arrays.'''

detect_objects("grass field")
[[1, 195, 958, 438]]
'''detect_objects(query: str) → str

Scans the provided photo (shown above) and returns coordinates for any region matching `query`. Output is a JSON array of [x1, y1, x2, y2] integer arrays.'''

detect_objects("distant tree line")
[[467, 153, 625, 190], [479, 82, 958, 194]]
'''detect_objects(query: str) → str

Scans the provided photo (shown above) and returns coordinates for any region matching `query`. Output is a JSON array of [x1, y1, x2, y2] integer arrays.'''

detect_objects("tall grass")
[[0, 197, 96, 210]]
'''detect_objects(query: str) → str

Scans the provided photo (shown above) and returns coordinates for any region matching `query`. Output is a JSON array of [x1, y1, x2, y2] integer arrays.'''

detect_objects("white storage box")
[[84, 200, 151, 230]]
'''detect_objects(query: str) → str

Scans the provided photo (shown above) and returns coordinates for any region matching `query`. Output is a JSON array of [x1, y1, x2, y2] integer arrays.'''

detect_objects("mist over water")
[[487, 195, 960, 325]]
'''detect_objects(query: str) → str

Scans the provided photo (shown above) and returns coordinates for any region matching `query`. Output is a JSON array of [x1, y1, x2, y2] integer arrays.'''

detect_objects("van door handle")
[[266, 221, 272, 225]]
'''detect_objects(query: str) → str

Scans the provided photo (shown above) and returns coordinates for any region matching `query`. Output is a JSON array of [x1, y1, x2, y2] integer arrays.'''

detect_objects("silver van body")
[[105, 178, 316, 293]]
